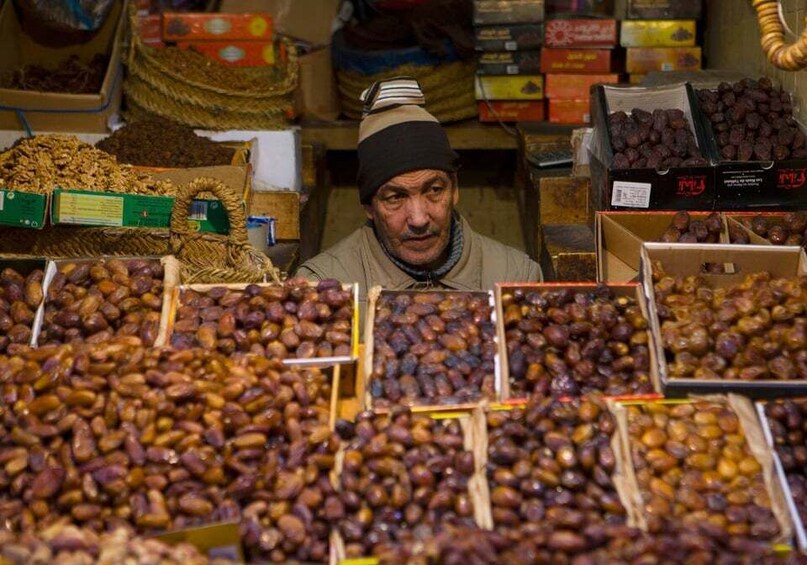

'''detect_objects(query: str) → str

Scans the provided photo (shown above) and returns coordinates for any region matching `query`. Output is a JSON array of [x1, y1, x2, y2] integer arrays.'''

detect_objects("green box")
[[0, 188, 48, 229], [51, 189, 230, 234]]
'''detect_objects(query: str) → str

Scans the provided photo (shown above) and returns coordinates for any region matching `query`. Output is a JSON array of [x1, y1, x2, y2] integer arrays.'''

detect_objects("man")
[[296, 77, 541, 313]]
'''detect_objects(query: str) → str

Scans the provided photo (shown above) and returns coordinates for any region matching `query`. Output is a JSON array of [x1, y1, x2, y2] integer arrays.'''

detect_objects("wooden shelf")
[[300, 118, 575, 151]]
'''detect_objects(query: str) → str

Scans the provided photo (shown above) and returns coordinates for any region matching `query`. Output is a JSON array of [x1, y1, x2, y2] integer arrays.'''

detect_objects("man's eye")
[[384, 194, 405, 203], [427, 185, 446, 196]]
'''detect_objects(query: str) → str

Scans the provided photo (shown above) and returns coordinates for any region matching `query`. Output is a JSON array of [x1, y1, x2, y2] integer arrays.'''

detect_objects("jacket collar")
[[360, 215, 480, 291]]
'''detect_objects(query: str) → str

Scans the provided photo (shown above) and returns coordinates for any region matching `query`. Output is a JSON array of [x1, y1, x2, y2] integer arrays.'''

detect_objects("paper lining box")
[[478, 100, 545, 122], [544, 18, 618, 48], [625, 47, 702, 73], [620, 20, 697, 48], [541, 47, 616, 73], [475, 75, 544, 100], [640, 243, 807, 397], [474, 23, 544, 51]]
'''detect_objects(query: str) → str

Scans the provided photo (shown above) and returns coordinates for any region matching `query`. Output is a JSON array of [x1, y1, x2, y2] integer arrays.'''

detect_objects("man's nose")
[[406, 196, 430, 228]]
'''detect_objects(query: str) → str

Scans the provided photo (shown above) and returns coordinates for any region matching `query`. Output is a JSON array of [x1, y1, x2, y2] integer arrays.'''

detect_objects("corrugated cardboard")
[[297, 47, 340, 121], [538, 176, 591, 224], [541, 223, 597, 281], [0, 0, 124, 133]]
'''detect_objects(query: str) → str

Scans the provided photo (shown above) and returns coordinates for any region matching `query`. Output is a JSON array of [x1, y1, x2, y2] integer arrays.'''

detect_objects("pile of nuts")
[[764, 400, 807, 528], [0, 135, 173, 195], [697, 77, 807, 161], [653, 267, 807, 381], [335, 408, 478, 559], [501, 286, 654, 398], [658, 211, 723, 243], [370, 291, 497, 407], [625, 401, 781, 539], [486, 396, 626, 549], [731, 212, 807, 248], [0, 522, 225, 565], [608, 108, 708, 170], [39, 258, 165, 347], [0, 266, 44, 354], [0, 339, 339, 563], [96, 117, 236, 168], [171, 277, 353, 359]]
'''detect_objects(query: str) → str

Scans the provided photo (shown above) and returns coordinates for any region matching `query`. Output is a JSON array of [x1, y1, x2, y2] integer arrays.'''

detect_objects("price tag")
[[611, 181, 651, 208]]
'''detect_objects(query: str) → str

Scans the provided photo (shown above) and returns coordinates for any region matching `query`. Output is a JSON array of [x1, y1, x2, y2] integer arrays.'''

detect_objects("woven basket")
[[336, 60, 478, 123], [124, 4, 298, 130], [170, 177, 281, 284]]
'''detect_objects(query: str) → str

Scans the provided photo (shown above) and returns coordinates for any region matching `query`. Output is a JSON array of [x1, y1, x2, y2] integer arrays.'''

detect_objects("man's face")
[[365, 169, 459, 270]]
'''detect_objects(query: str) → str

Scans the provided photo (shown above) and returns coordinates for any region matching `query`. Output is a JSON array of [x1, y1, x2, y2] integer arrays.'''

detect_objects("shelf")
[[300, 118, 577, 151]]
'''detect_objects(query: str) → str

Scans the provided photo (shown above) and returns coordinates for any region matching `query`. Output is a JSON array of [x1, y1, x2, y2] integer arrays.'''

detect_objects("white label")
[[661, 63, 673, 71], [504, 40, 517, 51], [506, 64, 519, 74], [0, 191, 4, 211], [190, 201, 208, 220], [611, 181, 652, 208]]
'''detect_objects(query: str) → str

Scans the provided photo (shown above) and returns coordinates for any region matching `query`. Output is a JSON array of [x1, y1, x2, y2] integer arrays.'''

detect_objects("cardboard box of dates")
[[597, 210, 729, 283], [362, 287, 501, 411], [589, 83, 719, 211], [756, 399, 807, 552], [165, 279, 360, 367], [724, 211, 807, 248], [495, 282, 662, 402], [696, 78, 807, 210], [640, 242, 807, 397], [0, 257, 47, 352]]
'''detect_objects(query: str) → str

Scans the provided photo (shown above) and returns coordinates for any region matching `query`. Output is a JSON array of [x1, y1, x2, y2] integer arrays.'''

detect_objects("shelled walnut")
[[502, 285, 654, 398], [653, 266, 807, 381], [0, 339, 338, 563], [764, 400, 807, 529], [697, 78, 807, 162], [170, 277, 353, 359], [625, 401, 780, 539], [39, 258, 165, 346], [0, 267, 44, 354], [486, 396, 625, 548], [370, 291, 497, 407], [335, 408, 477, 559], [608, 108, 708, 170]]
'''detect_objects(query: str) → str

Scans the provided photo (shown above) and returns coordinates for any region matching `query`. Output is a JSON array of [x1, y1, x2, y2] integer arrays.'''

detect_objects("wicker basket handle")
[[171, 177, 248, 244]]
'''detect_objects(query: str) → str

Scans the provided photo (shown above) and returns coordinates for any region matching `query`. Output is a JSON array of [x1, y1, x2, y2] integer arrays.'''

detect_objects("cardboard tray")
[[640, 242, 807, 397], [330, 407, 491, 563], [362, 287, 501, 413], [494, 282, 662, 402], [33, 255, 179, 348], [613, 394, 794, 544], [724, 212, 804, 246], [164, 281, 360, 367], [596, 210, 729, 283], [0, 0, 125, 133], [755, 399, 807, 553], [0, 256, 48, 349], [589, 83, 718, 211]]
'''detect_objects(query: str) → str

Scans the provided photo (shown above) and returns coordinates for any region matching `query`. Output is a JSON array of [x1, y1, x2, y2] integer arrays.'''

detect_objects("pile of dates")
[[0, 338, 339, 563], [625, 401, 780, 539], [697, 77, 807, 161], [731, 212, 807, 248], [39, 259, 164, 347], [370, 291, 497, 407], [764, 400, 807, 529], [658, 211, 723, 243], [171, 277, 353, 359], [335, 408, 478, 559], [0, 266, 44, 354], [370, 520, 797, 565], [608, 108, 708, 170], [502, 285, 654, 398], [486, 396, 626, 549], [0, 521, 228, 565], [653, 268, 807, 381]]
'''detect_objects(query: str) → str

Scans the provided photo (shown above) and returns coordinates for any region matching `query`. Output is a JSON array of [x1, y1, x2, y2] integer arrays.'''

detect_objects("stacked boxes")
[[474, 0, 546, 123], [622, 0, 703, 82], [541, 5, 620, 124]]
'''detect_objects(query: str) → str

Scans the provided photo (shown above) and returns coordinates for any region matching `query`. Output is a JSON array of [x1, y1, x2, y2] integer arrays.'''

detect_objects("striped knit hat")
[[357, 77, 460, 204]]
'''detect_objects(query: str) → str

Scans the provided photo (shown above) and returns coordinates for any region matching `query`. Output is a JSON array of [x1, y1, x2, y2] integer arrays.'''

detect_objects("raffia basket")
[[123, 4, 298, 130], [337, 60, 478, 123], [0, 178, 281, 284]]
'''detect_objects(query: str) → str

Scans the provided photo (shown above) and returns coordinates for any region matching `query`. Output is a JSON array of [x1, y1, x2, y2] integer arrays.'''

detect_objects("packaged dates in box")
[[589, 83, 718, 211]]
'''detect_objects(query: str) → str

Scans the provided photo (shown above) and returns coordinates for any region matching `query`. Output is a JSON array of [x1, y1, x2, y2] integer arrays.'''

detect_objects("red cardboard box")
[[541, 48, 615, 73], [545, 73, 620, 99], [177, 40, 280, 66], [163, 12, 272, 41], [478, 100, 545, 122], [137, 14, 163, 45], [625, 47, 701, 74], [545, 18, 617, 48], [548, 99, 590, 124]]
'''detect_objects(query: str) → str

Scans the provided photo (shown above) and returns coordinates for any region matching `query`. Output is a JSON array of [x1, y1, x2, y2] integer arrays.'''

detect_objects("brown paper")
[[362, 286, 382, 411], [468, 406, 493, 530], [608, 399, 648, 531], [155, 255, 181, 347]]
